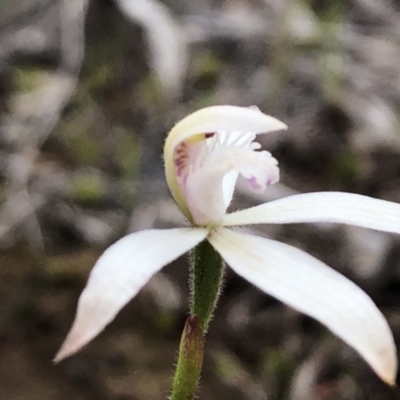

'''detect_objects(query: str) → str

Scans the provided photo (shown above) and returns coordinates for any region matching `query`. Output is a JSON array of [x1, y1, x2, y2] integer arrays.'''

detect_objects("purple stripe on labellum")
[[248, 176, 263, 191], [174, 142, 189, 177]]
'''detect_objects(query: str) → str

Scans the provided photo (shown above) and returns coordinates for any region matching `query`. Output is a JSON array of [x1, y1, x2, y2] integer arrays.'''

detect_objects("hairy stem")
[[170, 240, 225, 400], [190, 240, 225, 333], [170, 315, 204, 400]]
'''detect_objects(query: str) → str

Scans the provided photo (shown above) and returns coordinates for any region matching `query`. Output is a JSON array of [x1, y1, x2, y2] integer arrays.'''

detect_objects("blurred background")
[[1, 0, 400, 399]]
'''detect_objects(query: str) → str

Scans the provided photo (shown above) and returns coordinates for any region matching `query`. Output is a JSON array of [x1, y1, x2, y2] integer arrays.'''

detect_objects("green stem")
[[170, 240, 225, 400], [170, 315, 204, 400], [190, 240, 225, 333]]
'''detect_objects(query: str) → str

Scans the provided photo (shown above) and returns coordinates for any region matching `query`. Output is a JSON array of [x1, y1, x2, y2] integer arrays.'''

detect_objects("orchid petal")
[[182, 147, 279, 225], [208, 228, 397, 384], [55, 227, 208, 362], [164, 106, 287, 220], [223, 192, 400, 234]]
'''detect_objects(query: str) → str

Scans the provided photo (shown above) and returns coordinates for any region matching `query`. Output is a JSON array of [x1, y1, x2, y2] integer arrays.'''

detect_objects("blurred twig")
[[115, 0, 188, 99], [0, 0, 88, 250]]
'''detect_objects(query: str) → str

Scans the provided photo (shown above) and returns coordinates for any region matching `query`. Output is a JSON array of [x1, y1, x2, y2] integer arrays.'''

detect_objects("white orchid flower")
[[56, 105, 399, 385]]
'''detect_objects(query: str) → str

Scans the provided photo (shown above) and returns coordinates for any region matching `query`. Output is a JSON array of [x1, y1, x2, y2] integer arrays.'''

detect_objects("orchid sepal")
[[54, 227, 208, 362], [164, 105, 287, 224], [208, 227, 397, 385], [223, 191, 400, 236]]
